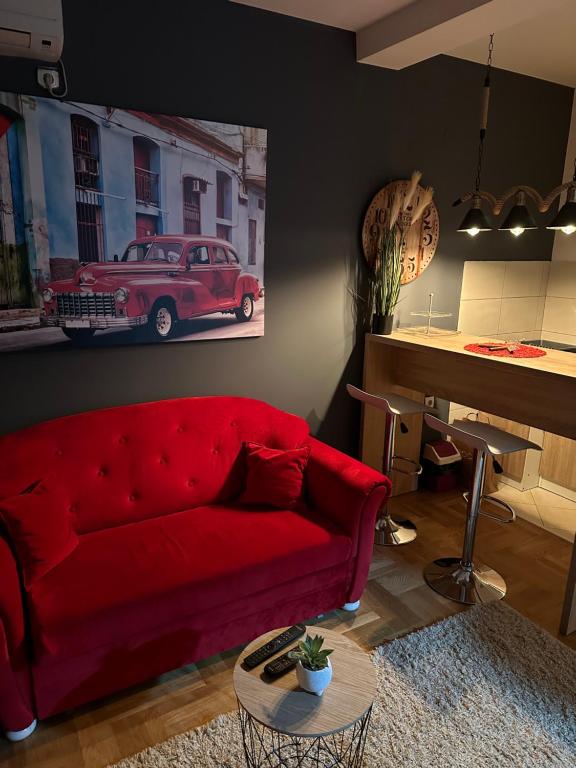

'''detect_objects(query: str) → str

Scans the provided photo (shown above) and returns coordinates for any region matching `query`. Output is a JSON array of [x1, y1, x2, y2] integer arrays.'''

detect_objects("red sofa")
[[0, 396, 390, 739]]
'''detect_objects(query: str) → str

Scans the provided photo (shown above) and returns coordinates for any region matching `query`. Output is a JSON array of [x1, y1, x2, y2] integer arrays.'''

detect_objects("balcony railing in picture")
[[135, 167, 159, 206]]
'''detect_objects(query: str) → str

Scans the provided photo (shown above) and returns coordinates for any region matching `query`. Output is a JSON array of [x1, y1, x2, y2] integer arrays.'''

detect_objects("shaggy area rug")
[[111, 603, 576, 767]]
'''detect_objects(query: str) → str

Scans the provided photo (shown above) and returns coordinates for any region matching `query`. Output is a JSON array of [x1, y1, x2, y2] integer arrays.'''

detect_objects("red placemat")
[[464, 343, 546, 358]]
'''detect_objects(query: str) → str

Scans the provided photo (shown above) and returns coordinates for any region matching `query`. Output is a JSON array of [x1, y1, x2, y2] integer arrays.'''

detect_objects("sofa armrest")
[[0, 535, 34, 732], [305, 437, 391, 602], [305, 437, 391, 537]]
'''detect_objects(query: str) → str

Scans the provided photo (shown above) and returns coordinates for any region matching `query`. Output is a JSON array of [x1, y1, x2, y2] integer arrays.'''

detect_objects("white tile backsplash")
[[499, 297, 542, 334], [460, 261, 506, 300], [458, 298, 501, 336], [494, 330, 542, 342], [502, 261, 548, 298], [535, 296, 546, 332], [538, 330, 576, 346], [457, 260, 551, 342], [541, 262, 550, 295], [546, 261, 576, 298], [542, 296, 576, 335]]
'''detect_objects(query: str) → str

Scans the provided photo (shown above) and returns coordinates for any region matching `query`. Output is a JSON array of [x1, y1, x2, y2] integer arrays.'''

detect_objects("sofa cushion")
[[27, 503, 351, 658], [0, 481, 78, 589], [240, 442, 310, 508]]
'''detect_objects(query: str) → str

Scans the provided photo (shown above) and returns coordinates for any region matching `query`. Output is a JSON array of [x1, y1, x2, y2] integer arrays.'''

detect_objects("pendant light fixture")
[[454, 36, 576, 237], [499, 191, 537, 237], [455, 35, 493, 237], [547, 162, 576, 235], [457, 202, 491, 237], [548, 192, 576, 234]]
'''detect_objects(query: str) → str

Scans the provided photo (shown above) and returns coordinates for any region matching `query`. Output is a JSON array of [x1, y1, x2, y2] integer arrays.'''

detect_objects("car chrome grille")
[[56, 292, 116, 318]]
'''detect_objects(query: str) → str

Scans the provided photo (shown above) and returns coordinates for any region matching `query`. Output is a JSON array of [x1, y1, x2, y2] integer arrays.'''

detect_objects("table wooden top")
[[368, 330, 576, 380], [233, 626, 376, 738]]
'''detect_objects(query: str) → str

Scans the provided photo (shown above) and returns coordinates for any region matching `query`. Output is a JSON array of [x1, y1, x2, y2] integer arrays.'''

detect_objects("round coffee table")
[[233, 626, 376, 768]]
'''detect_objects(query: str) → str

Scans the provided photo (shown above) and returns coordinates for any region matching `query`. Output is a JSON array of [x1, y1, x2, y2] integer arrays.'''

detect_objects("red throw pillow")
[[240, 442, 310, 508], [0, 480, 79, 589]]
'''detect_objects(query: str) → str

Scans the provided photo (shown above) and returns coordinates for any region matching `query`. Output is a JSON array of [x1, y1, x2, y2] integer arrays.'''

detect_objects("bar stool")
[[347, 384, 433, 546], [423, 414, 542, 605]]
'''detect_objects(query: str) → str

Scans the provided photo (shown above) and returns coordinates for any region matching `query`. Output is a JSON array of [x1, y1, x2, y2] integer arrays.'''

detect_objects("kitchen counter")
[[365, 330, 576, 439], [370, 329, 576, 378], [361, 330, 576, 635]]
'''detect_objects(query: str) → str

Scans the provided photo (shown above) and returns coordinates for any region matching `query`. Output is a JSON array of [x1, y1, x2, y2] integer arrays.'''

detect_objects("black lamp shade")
[[499, 204, 536, 232], [547, 200, 576, 232], [457, 205, 491, 233]]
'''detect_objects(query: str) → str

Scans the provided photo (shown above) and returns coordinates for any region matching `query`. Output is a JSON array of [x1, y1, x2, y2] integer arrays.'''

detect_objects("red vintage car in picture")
[[42, 236, 263, 342]]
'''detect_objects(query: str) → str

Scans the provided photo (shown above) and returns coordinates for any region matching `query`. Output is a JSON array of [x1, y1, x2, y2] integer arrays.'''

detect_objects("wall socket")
[[37, 68, 60, 92], [424, 395, 435, 408]]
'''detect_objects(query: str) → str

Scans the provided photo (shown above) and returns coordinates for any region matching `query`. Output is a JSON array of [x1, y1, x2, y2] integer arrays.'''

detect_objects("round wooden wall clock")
[[362, 180, 440, 285]]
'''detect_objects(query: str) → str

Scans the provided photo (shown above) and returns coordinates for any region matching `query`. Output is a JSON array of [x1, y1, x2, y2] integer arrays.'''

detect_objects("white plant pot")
[[296, 658, 332, 696]]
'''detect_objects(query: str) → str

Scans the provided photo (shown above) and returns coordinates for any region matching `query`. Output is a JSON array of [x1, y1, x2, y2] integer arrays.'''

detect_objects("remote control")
[[243, 625, 306, 669], [264, 648, 298, 678]]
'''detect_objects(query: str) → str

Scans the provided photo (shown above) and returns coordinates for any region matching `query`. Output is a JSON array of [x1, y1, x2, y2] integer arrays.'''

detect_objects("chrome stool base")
[[375, 514, 417, 546], [424, 557, 506, 605]]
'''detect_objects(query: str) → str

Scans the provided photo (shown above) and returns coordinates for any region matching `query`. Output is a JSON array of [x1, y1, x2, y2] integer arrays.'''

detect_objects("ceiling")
[[230, 0, 417, 32], [230, 0, 576, 87], [449, 3, 576, 87]]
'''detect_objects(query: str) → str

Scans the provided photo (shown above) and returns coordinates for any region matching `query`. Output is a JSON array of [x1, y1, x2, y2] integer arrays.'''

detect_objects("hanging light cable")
[[455, 34, 494, 237]]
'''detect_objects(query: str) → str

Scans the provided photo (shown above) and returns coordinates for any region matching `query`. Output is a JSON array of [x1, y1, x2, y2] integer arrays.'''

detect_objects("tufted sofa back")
[[0, 397, 310, 534]]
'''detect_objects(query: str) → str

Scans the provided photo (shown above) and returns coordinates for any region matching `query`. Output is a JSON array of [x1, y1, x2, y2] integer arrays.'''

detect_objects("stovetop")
[[522, 339, 576, 353]]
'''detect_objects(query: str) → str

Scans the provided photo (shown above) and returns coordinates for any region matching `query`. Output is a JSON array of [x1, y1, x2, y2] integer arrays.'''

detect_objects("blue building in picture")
[[0, 92, 266, 316]]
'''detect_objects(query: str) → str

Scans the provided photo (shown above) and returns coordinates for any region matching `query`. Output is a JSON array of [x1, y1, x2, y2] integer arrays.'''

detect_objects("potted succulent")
[[370, 171, 434, 335], [289, 634, 334, 696]]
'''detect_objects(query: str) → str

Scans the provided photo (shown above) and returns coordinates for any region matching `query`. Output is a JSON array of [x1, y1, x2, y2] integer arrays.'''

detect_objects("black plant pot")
[[371, 313, 384, 334], [372, 313, 394, 335]]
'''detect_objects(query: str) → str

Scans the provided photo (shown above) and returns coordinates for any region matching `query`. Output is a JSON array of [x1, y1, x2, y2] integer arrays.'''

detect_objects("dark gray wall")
[[393, 57, 575, 325], [0, 0, 572, 453]]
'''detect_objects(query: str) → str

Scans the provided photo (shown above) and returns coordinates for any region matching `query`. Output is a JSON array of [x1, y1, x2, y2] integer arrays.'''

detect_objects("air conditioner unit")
[[188, 178, 208, 194], [0, 0, 63, 62]]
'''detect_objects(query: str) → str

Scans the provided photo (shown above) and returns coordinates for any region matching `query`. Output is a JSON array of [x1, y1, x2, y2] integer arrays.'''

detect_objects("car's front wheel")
[[62, 328, 96, 344], [235, 294, 254, 322], [148, 300, 177, 340]]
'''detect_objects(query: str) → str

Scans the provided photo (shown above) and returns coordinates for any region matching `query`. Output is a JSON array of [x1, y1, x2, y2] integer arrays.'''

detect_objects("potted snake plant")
[[289, 634, 334, 696], [370, 171, 434, 335], [371, 227, 402, 334]]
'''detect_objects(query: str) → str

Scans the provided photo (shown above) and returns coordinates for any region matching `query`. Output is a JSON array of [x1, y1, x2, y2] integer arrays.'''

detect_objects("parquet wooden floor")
[[2, 490, 574, 767]]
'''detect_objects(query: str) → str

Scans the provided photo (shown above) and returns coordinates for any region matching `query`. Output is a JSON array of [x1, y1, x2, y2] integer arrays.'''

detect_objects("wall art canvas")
[[0, 92, 266, 352]]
